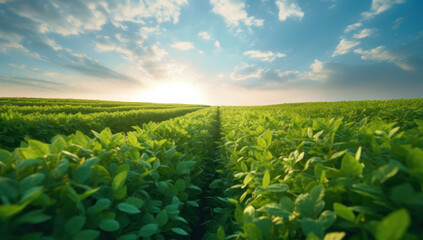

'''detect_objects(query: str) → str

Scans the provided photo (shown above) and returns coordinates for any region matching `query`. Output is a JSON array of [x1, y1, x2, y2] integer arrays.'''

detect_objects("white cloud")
[[44, 38, 63, 51], [214, 40, 221, 48], [139, 26, 160, 39], [148, 44, 169, 62], [198, 50, 204, 54], [229, 61, 327, 86], [332, 38, 360, 57], [230, 63, 263, 80], [275, 0, 304, 21], [353, 28, 377, 39], [4, 0, 187, 36], [363, 0, 406, 19], [11, 1, 106, 36], [140, 26, 159, 33], [354, 46, 394, 61], [106, 1, 188, 25], [199, 31, 211, 40], [307, 59, 328, 80], [171, 41, 195, 50], [243, 50, 286, 62], [210, 0, 264, 29], [344, 22, 362, 33], [310, 59, 323, 72], [354, 46, 412, 70]]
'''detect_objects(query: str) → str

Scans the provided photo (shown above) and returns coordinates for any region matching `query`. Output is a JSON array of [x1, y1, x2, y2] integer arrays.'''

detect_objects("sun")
[[143, 82, 204, 104]]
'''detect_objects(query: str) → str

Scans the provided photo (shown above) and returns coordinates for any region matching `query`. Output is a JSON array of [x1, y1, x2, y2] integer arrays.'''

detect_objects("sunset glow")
[[143, 82, 204, 104]]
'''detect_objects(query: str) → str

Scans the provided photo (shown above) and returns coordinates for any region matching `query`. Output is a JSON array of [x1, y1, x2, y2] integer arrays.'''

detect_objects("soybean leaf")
[[333, 203, 355, 222], [16, 209, 51, 224], [280, 197, 295, 213], [375, 209, 410, 240], [126, 197, 144, 208], [319, 211, 336, 229], [371, 164, 399, 184], [0, 204, 26, 219], [112, 171, 127, 192], [156, 210, 168, 227], [72, 230, 100, 240], [51, 136, 67, 154], [16, 159, 42, 170], [74, 165, 91, 183], [19, 173, 45, 192], [99, 219, 120, 232], [139, 223, 158, 238], [117, 203, 141, 214], [217, 226, 225, 240], [65, 215, 86, 235], [264, 183, 289, 192], [19, 186, 43, 204], [406, 148, 423, 182], [53, 159, 69, 178], [301, 218, 324, 239], [295, 194, 314, 218], [262, 170, 270, 188], [311, 185, 325, 203], [171, 228, 189, 236], [243, 223, 263, 240], [324, 232, 346, 240], [175, 179, 186, 192], [340, 153, 362, 177], [28, 140, 50, 157], [330, 150, 347, 160]]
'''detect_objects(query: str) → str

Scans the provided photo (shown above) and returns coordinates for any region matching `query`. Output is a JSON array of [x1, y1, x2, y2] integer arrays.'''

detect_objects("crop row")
[[0, 107, 219, 239], [0, 98, 208, 108], [0, 105, 192, 115], [0, 107, 205, 150], [230, 99, 423, 129], [206, 105, 423, 239]]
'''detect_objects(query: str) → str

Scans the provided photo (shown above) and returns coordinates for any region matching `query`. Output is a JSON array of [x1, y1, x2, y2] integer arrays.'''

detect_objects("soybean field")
[[1, 98, 423, 240]]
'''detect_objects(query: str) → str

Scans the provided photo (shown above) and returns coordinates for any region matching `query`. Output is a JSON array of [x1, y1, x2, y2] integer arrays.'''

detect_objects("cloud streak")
[[363, 0, 406, 19], [353, 28, 377, 39], [243, 50, 286, 62], [9, 64, 58, 76], [354, 46, 412, 70], [332, 38, 360, 57], [0, 75, 65, 90]]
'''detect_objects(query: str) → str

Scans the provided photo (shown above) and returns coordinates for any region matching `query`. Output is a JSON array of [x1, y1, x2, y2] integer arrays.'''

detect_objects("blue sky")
[[0, 0, 422, 105]]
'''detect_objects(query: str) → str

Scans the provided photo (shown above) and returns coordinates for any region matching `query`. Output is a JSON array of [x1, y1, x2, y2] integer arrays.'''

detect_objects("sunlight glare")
[[143, 82, 204, 104]]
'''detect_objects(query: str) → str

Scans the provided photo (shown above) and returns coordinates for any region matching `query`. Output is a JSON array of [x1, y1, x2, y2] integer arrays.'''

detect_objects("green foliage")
[[0, 107, 218, 239], [1, 98, 423, 239], [375, 209, 410, 240], [207, 100, 423, 239], [0, 97, 208, 150]]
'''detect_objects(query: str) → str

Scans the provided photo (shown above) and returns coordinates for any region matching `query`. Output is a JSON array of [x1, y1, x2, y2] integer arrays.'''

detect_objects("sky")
[[0, 0, 422, 105]]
